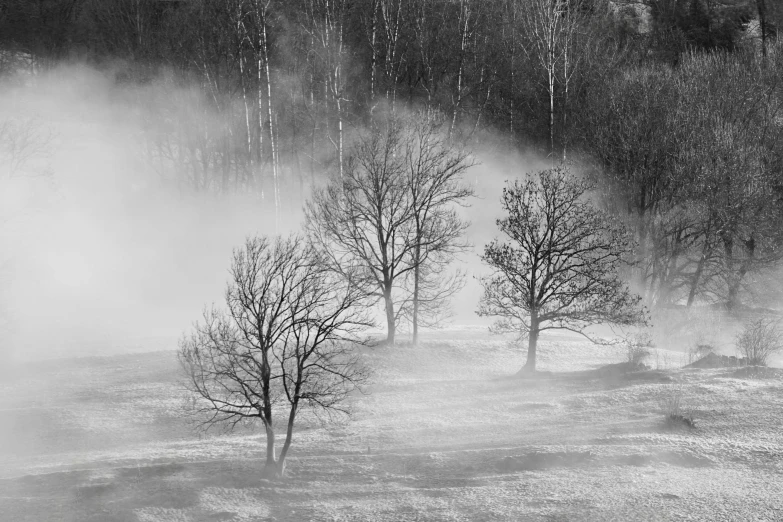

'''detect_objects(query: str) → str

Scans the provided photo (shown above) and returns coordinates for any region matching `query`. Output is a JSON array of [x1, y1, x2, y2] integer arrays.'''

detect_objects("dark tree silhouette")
[[178, 235, 370, 477], [401, 112, 473, 344], [478, 166, 646, 374], [305, 121, 414, 345]]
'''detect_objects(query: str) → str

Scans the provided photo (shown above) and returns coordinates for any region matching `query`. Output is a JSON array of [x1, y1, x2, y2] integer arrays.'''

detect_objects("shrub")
[[735, 318, 782, 366], [658, 383, 695, 429], [626, 332, 653, 369]]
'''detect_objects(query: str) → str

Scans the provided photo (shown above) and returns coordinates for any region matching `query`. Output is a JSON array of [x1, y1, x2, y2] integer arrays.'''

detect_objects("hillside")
[[1, 330, 782, 521]]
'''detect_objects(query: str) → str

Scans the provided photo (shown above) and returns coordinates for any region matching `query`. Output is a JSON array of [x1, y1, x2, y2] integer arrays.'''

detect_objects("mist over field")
[[2, 1, 783, 521], [0, 66, 549, 362], [0, 70, 268, 359]]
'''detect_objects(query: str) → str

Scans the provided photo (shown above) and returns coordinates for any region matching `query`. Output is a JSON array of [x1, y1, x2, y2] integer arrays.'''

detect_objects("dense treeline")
[[2, 0, 783, 312]]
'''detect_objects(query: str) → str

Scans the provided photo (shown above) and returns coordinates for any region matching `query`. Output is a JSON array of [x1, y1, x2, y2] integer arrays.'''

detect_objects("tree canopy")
[[479, 166, 647, 373]]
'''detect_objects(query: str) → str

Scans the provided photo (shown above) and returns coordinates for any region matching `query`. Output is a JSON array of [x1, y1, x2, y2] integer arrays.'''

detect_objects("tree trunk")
[[509, 1, 516, 142], [636, 209, 649, 295], [370, 0, 378, 103], [336, 96, 344, 178], [517, 313, 539, 375], [449, 0, 469, 139], [562, 31, 569, 163], [687, 237, 711, 307], [262, 421, 278, 477], [277, 400, 298, 478], [727, 255, 752, 312], [722, 233, 740, 311], [757, 0, 768, 58], [261, 14, 280, 230], [384, 286, 396, 345], [412, 249, 420, 346]]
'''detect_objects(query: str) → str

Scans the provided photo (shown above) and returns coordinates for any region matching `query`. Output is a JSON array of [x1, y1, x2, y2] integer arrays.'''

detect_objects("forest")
[[2, 0, 783, 320]]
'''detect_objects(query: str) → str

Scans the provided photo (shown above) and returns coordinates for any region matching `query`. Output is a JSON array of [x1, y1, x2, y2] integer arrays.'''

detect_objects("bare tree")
[[302, 0, 351, 178], [0, 117, 52, 343], [0, 118, 50, 179], [305, 120, 415, 345], [306, 114, 474, 345], [673, 50, 783, 310], [584, 65, 685, 301], [178, 235, 370, 477], [736, 317, 782, 366], [478, 166, 646, 374], [401, 112, 474, 344], [521, 0, 584, 160]]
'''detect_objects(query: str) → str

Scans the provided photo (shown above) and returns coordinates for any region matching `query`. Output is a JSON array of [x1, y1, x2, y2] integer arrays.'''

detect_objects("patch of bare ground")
[[1, 331, 782, 521]]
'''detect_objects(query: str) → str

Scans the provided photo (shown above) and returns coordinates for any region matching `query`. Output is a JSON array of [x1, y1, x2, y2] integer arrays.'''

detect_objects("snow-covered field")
[[1, 329, 782, 521]]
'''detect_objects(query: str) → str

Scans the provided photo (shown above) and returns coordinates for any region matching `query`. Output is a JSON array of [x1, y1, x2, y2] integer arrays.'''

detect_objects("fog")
[[1, 66, 294, 360], [0, 64, 546, 362]]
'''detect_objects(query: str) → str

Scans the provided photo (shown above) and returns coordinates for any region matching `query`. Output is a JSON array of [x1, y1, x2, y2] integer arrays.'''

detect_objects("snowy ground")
[[1, 328, 782, 521]]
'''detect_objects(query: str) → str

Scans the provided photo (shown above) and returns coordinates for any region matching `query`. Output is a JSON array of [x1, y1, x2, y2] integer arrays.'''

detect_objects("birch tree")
[[522, 0, 583, 160]]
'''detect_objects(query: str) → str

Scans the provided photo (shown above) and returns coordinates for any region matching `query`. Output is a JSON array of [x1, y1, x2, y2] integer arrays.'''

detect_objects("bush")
[[735, 318, 782, 366], [626, 332, 653, 369], [658, 383, 695, 429]]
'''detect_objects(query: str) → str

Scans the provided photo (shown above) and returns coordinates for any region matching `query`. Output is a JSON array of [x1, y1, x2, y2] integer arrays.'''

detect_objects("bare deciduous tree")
[[178, 235, 370, 477], [522, 0, 584, 160], [402, 112, 473, 344], [306, 120, 415, 345], [478, 166, 646, 374], [736, 317, 782, 366], [0, 118, 50, 179], [307, 115, 473, 345], [0, 117, 52, 343]]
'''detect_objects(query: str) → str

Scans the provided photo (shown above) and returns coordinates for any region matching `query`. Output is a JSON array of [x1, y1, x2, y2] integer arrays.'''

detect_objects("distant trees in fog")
[[0, 117, 52, 343], [306, 112, 473, 345], [178, 235, 370, 477], [1, 0, 783, 311], [479, 166, 646, 373], [583, 49, 783, 311]]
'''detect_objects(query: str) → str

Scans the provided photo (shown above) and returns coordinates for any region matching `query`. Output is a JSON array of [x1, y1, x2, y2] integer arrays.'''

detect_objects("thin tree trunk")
[[277, 400, 298, 477], [336, 96, 344, 178], [509, 1, 516, 142], [687, 233, 712, 307], [636, 208, 649, 294], [722, 234, 739, 311], [412, 244, 421, 345], [757, 0, 768, 58], [370, 0, 378, 103], [548, 62, 555, 160], [450, 0, 469, 139], [518, 312, 539, 374], [562, 31, 569, 162], [727, 237, 754, 311], [384, 285, 396, 345], [255, 46, 265, 196], [263, 421, 277, 476], [260, 13, 280, 230]]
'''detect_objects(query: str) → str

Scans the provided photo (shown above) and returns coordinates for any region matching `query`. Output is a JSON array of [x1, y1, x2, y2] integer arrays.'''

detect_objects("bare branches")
[[478, 165, 646, 373], [178, 233, 370, 476], [401, 111, 474, 342], [305, 112, 473, 344], [0, 118, 51, 179], [305, 118, 417, 344]]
